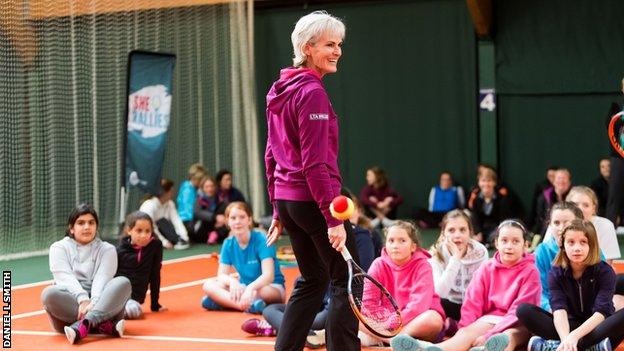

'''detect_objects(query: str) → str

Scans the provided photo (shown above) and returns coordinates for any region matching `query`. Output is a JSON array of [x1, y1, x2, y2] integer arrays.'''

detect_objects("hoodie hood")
[[437, 238, 489, 265], [380, 247, 431, 271], [267, 68, 322, 115], [492, 250, 536, 269]]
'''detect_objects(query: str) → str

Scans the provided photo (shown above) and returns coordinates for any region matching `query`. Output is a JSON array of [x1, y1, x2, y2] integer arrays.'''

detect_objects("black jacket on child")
[[116, 236, 163, 311], [548, 261, 616, 322]]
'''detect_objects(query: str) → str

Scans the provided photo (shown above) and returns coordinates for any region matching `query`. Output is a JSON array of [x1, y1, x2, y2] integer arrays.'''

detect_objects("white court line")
[[157, 278, 207, 293], [12, 272, 209, 320], [12, 279, 53, 290], [10, 310, 46, 319], [12, 330, 276, 345], [12, 254, 215, 290]]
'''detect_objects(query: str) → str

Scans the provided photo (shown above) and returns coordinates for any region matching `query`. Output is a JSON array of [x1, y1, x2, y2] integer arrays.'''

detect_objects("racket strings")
[[351, 273, 401, 335]]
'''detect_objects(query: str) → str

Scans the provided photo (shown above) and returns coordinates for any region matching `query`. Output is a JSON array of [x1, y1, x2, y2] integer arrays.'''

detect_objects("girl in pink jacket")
[[359, 221, 445, 347], [392, 220, 541, 351]]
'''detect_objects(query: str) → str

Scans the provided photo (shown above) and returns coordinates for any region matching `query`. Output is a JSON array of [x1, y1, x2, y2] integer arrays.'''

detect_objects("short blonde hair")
[[553, 219, 601, 269], [188, 163, 208, 183], [478, 167, 498, 183], [291, 11, 345, 67], [566, 186, 598, 215]]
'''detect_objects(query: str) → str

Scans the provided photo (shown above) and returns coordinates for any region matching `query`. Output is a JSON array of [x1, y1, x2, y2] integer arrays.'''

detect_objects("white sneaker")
[[390, 334, 440, 351], [174, 239, 190, 250], [64, 326, 77, 344], [305, 329, 326, 349], [616, 226, 624, 236], [358, 330, 384, 347], [115, 319, 125, 337]]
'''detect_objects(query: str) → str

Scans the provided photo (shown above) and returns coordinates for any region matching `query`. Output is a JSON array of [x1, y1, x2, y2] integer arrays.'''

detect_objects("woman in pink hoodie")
[[359, 221, 445, 347], [263, 10, 360, 351], [392, 220, 541, 351]]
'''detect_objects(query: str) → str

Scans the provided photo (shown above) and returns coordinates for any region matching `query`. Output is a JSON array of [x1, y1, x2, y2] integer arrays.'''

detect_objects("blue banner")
[[125, 51, 176, 195]]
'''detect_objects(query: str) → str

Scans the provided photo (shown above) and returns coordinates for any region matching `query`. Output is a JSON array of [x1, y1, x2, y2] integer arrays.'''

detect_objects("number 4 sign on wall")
[[479, 88, 496, 112]]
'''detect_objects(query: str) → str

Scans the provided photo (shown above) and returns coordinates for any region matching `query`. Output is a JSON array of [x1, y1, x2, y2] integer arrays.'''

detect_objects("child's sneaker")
[[174, 239, 190, 250], [390, 333, 441, 351], [64, 319, 90, 344], [240, 318, 276, 336], [201, 296, 224, 311], [528, 336, 561, 351], [95, 319, 125, 337], [528, 336, 545, 351], [588, 338, 612, 351], [246, 299, 266, 314], [305, 329, 326, 349], [484, 333, 509, 351], [358, 331, 383, 347], [207, 231, 219, 245]]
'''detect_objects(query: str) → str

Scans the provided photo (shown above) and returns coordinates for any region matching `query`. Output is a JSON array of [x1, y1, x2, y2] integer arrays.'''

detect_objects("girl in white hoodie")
[[429, 209, 489, 334]]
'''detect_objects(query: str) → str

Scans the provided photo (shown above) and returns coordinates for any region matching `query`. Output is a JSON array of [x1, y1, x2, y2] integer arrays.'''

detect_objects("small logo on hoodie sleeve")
[[309, 113, 329, 120]]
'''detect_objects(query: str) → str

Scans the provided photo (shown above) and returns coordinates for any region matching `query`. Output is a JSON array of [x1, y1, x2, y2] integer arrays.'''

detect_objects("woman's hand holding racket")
[[328, 224, 346, 251]]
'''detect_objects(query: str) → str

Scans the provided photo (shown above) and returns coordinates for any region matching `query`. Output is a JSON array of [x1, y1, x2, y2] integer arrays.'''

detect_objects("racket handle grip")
[[340, 247, 352, 261]]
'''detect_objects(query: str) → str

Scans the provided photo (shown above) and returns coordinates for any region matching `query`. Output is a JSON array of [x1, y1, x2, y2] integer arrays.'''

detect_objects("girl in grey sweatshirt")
[[41, 204, 131, 344]]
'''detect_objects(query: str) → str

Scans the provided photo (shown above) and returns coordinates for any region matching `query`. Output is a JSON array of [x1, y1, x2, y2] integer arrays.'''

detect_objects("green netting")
[[0, 1, 263, 259]]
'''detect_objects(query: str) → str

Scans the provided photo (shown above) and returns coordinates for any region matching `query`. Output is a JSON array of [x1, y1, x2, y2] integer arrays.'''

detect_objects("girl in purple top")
[[264, 10, 360, 351], [517, 219, 624, 351], [359, 166, 404, 220]]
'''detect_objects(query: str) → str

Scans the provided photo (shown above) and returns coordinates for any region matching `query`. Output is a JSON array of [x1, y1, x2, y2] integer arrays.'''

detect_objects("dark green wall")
[[255, 0, 478, 216], [495, 0, 624, 209], [498, 94, 617, 209]]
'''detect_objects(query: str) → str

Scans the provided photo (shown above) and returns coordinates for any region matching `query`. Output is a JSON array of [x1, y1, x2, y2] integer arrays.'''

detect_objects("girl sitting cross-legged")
[[200, 201, 285, 314], [517, 219, 624, 351], [392, 219, 541, 351], [359, 221, 446, 347], [429, 209, 489, 336], [41, 204, 131, 344]]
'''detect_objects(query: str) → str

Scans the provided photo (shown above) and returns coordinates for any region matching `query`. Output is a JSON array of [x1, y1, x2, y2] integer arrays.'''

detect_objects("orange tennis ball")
[[330, 195, 355, 221]]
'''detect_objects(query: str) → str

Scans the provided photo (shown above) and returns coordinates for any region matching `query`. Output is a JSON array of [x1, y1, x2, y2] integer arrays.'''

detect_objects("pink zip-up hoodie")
[[367, 247, 445, 323], [265, 67, 342, 228], [459, 252, 541, 339]]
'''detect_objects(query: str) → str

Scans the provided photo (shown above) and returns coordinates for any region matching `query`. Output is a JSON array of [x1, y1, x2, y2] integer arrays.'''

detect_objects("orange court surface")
[[9, 255, 624, 351], [8, 254, 386, 351]]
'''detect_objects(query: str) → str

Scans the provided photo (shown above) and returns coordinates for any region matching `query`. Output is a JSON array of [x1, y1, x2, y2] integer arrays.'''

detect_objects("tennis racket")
[[608, 111, 624, 158], [340, 247, 402, 338]]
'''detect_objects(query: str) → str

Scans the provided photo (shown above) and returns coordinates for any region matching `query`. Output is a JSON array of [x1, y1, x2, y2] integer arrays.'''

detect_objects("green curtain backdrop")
[[498, 94, 617, 209], [0, 3, 258, 257], [255, 0, 478, 216], [495, 0, 624, 209], [496, 0, 624, 94]]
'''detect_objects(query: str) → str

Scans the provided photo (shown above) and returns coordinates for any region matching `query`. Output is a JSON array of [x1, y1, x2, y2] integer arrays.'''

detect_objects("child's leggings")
[[517, 303, 624, 349], [41, 276, 131, 332], [263, 303, 328, 332]]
